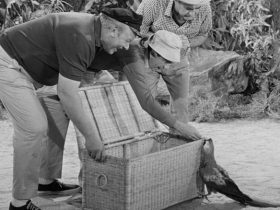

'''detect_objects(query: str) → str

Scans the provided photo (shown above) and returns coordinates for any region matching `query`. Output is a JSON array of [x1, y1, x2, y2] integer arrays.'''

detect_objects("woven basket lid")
[[80, 81, 158, 144]]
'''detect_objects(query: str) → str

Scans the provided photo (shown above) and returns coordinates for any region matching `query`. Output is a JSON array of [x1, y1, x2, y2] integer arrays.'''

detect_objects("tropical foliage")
[[0, 0, 280, 121], [187, 0, 280, 122], [1, 0, 72, 28], [208, 0, 276, 93]]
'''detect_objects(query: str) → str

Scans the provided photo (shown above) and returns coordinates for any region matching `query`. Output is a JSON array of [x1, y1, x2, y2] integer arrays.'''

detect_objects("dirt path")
[[1, 119, 280, 209]]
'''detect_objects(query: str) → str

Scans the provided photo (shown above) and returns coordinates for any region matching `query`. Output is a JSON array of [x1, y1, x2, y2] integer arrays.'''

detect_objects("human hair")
[[100, 13, 125, 35]]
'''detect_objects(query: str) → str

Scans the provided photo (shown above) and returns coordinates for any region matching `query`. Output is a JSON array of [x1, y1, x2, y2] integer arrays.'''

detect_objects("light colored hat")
[[176, 0, 210, 5], [148, 30, 182, 63]]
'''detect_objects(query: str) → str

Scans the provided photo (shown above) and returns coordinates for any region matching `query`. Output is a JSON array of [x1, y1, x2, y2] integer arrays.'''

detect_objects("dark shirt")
[[0, 12, 101, 85]]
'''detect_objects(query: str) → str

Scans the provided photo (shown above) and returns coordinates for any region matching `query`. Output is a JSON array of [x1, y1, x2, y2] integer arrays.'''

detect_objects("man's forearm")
[[123, 64, 177, 128], [58, 90, 98, 141], [189, 35, 208, 48], [179, 35, 208, 53]]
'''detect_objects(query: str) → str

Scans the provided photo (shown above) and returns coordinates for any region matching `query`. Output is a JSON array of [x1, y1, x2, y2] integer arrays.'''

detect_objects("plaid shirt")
[[136, 0, 212, 52]]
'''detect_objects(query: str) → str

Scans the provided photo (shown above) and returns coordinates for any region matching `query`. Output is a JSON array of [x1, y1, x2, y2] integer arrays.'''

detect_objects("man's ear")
[[140, 34, 154, 48], [110, 26, 119, 38]]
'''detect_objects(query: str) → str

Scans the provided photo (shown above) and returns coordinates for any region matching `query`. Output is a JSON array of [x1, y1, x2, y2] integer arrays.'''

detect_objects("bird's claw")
[[197, 192, 211, 202]]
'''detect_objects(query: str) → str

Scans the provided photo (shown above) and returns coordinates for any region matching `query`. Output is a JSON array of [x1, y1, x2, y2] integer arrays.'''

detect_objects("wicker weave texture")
[[82, 136, 203, 210], [79, 82, 157, 144], [80, 82, 204, 210], [125, 140, 203, 210], [82, 156, 128, 210]]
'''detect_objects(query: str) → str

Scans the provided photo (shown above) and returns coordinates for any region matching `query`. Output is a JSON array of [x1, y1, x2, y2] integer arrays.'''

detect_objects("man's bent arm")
[[122, 62, 177, 128], [123, 61, 203, 140], [179, 34, 208, 50], [57, 74, 101, 142]]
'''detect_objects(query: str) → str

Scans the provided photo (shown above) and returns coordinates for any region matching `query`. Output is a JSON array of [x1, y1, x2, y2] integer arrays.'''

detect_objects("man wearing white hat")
[[87, 30, 203, 140], [136, 0, 212, 131]]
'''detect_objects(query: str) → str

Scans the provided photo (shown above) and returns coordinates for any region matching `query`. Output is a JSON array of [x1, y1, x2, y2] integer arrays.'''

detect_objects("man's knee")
[[15, 117, 48, 140], [30, 120, 48, 137]]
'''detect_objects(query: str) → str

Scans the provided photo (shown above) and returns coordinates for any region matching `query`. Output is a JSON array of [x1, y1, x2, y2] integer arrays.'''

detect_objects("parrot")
[[199, 138, 280, 208]]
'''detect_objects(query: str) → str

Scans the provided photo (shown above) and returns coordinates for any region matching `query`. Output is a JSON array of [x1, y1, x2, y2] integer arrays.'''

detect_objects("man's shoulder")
[[54, 12, 95, 24], [200, 4, 212, 13], [141, 0, 169, 9], [53, 12, 97, 41]]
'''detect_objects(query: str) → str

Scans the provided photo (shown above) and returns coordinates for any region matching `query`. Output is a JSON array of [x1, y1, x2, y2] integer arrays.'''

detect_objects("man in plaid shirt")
[[136, 0, 212, 126]]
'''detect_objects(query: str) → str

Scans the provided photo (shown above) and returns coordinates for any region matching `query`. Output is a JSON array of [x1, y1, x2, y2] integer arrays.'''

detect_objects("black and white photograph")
[[0, 0, 279, 209]]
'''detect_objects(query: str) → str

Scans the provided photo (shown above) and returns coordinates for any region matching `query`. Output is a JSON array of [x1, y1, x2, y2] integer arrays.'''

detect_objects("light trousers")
[[0, 45, 115, 199], [0, 45, 48, 199], [37, 88, 70, 180]]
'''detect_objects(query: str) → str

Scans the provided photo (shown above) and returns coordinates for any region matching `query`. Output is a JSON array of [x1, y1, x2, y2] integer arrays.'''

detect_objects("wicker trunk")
[[79, 81, 204, 210]]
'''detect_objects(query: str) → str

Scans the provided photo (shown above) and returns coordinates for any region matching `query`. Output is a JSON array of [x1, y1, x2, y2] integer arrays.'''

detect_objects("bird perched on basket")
[[199, 139, 280, 208]]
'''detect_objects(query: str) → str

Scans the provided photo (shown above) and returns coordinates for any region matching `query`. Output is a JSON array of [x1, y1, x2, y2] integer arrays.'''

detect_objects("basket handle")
[[95, 174, 108, 188]]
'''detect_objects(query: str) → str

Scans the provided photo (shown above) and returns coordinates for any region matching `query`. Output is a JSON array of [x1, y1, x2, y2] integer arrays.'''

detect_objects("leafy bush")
[[2, 0, 72, 28], [208, 0, 275, 95], [185, 0, 280, 122], [83, 0, 128, 14]]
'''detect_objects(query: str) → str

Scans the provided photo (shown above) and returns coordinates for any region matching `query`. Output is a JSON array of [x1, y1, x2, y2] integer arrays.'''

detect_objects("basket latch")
[[153, 132, 170, 144]]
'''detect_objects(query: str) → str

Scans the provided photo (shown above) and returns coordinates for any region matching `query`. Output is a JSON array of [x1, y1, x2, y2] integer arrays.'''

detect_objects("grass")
[[187, 84, 270, 123]]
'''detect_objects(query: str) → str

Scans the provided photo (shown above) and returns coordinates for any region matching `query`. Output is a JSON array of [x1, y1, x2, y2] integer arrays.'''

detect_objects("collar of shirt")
[[164, 0, 174, 17], [93, 15, 101, 47]]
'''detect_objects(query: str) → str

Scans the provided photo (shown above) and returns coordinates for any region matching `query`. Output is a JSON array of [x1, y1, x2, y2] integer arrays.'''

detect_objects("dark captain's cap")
[[101, 7, 143, 36]]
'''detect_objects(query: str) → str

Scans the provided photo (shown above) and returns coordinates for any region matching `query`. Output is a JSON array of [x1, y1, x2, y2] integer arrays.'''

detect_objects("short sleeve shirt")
[[137, 0, 212, 39], [0, 12, 101, 86]]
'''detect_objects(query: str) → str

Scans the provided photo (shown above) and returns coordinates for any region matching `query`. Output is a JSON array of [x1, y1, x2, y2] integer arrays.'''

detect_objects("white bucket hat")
[[148, 30, 182, 63], [176, 0, 211, 5]]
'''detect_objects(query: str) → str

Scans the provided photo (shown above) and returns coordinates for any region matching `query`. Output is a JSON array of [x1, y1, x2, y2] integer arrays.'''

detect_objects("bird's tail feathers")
[[227, 191, 280, 208], [245, 196, 280, 208], [222, 191, 252, 205]]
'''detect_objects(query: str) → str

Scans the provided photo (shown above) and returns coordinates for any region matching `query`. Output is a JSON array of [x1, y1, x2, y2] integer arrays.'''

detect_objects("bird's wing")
[[205, 175, 252, 205], [216, 164, 230, 178]]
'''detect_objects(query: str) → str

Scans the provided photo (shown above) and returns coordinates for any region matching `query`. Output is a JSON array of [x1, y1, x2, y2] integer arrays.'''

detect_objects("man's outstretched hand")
[[173, 121, 203, 141], [86, 139, 106, 162]]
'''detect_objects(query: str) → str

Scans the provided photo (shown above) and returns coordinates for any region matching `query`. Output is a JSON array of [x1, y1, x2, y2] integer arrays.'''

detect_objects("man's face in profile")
[[148, 49, 173, 70], [173, 0, 201, 21], [102, 25, 136, 54]]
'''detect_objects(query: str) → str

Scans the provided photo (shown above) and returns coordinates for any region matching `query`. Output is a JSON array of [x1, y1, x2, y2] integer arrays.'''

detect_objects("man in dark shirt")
[[38, 30, 203, 190], [0, 8, 142, 210]]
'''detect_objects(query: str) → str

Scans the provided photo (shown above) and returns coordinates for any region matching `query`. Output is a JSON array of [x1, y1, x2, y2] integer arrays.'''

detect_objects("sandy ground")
[[1, 118, 280, 209]]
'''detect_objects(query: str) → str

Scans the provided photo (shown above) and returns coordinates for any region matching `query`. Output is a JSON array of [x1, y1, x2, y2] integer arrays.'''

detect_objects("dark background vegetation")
[[0, 0, 280, 122]]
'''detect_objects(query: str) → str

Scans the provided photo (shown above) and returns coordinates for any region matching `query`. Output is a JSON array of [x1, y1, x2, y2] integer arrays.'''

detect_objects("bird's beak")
[[203, 138, 212, 145]]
